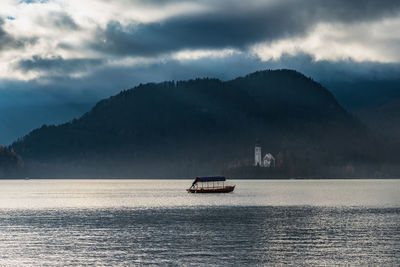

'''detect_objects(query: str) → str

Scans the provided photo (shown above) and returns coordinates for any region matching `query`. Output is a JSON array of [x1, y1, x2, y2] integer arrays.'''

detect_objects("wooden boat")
[[186, 176, 235, 193]]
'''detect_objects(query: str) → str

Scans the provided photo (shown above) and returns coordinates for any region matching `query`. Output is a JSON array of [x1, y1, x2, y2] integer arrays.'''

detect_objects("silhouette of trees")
[[10, 69, 385, 178]]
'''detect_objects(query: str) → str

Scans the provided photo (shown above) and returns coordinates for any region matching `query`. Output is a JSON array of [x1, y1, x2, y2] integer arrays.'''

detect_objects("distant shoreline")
[[1, 177, 400, 180]]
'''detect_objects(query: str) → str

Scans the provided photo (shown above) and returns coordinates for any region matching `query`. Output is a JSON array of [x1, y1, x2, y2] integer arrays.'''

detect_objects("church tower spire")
[[254, 140, 262, 166]]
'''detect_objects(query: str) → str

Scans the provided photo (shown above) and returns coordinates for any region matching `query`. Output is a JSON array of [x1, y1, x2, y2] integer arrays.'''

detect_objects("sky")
[[1, 0, 400, 144]]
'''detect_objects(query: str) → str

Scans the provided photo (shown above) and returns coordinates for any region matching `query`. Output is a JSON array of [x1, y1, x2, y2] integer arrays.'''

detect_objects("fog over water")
[[0, 180, 399, 265]]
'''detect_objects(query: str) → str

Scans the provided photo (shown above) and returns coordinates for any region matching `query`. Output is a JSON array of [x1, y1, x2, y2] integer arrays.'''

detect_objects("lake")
[[0, 179, 399, 265]]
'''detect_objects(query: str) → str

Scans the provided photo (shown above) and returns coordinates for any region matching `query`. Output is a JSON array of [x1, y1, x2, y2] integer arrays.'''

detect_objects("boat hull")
[[186, 185, 235, 193]]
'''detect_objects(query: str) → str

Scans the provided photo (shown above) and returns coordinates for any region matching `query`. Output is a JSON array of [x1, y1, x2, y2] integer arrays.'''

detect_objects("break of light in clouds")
[[1, 0, 400, 144]]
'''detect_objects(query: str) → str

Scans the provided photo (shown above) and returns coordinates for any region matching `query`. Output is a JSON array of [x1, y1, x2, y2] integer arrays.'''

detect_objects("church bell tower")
[[255, 143, 262, 166]]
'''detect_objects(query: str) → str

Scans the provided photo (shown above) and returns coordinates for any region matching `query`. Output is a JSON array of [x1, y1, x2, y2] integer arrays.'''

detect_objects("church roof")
[[263, 153, 275, 160]]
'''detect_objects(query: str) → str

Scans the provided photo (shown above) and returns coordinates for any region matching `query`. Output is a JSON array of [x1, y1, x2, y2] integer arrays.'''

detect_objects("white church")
[[254, 144, 275, 167]]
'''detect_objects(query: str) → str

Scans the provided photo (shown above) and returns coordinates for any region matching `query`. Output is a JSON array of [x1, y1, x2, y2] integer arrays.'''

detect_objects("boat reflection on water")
[[186, 176, 235, 193]]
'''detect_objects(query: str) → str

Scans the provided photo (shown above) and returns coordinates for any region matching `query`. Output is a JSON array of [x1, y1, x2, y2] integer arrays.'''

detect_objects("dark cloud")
[[92, 0, 400, 56], [0, 18, 37, 51], [16, 55, 103, 75], [93, 9, 306, 56]]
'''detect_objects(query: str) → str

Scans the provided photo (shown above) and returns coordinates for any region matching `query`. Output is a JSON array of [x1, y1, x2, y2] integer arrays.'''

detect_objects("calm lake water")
[[0, 179, 399, 266]]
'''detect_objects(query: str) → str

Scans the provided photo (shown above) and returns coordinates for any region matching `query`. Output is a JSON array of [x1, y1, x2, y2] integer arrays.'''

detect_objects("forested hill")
[[11, 69, 383, 178]]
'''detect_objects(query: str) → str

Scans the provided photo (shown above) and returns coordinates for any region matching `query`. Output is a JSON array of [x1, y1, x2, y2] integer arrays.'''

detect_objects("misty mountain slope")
[[357, 98, 400, 143], [11, 69, 374, 178], [0, 146, 23, 178], [326, 80, 400, 111]]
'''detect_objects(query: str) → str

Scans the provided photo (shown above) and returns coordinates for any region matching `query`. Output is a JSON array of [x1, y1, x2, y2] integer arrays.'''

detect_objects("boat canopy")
[[196, 176, 226, 182]]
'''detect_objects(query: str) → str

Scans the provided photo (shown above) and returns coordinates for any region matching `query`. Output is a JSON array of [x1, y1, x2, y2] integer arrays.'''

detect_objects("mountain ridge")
[[11, 69, 382, 178]]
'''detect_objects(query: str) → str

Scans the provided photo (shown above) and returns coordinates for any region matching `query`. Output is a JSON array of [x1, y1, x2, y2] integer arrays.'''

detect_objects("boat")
[[186, 176, 235, 193]]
